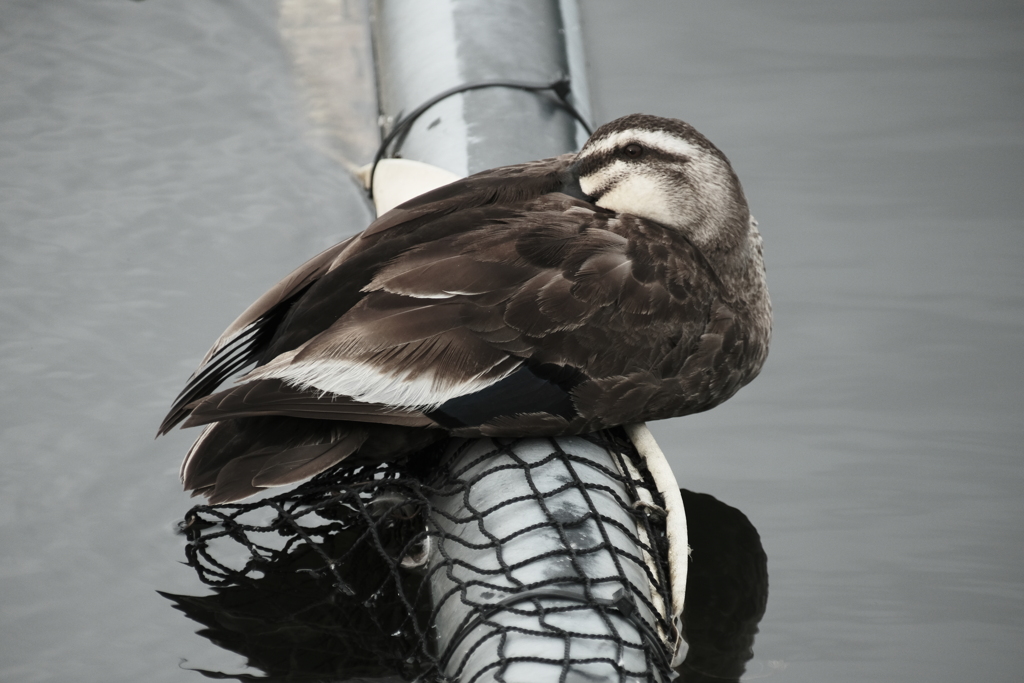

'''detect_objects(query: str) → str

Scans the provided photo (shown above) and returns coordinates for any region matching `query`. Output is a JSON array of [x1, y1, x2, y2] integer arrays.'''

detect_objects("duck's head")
[[574, 114, 751, 254]]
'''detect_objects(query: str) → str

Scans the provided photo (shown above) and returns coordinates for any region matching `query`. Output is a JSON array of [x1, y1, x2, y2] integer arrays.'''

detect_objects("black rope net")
[[164, 428, 680, 682]]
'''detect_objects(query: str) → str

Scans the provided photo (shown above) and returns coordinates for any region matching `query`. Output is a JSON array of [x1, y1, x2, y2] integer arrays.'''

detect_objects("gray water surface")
[[1, 0, 1022, 681]]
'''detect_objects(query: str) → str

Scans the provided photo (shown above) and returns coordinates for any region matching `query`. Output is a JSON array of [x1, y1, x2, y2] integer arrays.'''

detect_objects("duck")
[[158, 114, 771, 503]]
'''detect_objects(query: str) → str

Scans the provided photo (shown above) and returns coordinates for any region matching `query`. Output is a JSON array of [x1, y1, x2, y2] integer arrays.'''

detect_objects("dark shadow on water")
[[162, 455, 767, 682], [677, 489, 769, 683], [162, 573, 422, 683]]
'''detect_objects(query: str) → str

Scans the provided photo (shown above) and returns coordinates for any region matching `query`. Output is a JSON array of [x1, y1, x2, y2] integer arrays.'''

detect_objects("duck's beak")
[[559, 172, 595, 203]]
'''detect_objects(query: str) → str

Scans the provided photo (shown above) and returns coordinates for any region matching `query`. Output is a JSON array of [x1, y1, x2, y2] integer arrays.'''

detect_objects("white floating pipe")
[[427, 437, 670, 682]]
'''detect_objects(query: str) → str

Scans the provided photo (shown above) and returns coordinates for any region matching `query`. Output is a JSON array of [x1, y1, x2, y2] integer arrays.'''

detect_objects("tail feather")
[[250, 434, 367, 488], [206, 452, 279, 504], [180, 416, 446, 503]]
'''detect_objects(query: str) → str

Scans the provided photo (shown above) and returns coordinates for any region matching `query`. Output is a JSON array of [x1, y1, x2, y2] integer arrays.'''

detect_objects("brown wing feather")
[[160, 156, 576, 434], [226, 200, 724, 426], [201, 236, 357, 366]]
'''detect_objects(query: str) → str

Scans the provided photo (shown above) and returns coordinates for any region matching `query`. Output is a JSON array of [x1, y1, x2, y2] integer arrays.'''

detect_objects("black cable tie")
[[368, 75, 593, 199]]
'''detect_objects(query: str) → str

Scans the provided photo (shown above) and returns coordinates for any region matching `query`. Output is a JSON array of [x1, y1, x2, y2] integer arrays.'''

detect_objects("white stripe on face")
[[575, 126, 737, 237], [578, 158, 627, 198], [578, 128, 705, 163]]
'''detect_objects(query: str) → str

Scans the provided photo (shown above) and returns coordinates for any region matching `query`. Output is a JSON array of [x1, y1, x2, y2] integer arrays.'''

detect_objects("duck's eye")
[[621, 143, 644, 158]]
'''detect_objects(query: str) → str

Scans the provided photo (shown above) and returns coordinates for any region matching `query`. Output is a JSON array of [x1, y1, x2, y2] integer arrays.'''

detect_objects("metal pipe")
[[369, 0, 590, 176], [366, 1, 682, 678]]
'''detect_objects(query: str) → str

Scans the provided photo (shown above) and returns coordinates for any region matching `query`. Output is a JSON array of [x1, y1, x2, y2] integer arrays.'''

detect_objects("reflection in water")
[[162, 569, 423, 683], [163, 459, 437, 682], [677, 490, 769, 683], [163, 475, 766, 681]]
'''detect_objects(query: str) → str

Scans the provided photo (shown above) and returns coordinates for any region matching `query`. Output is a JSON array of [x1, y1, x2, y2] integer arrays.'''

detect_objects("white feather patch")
[[244, 352, 520, 410], [394, 290, 479, 299], [402, 291, 456, 299]]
